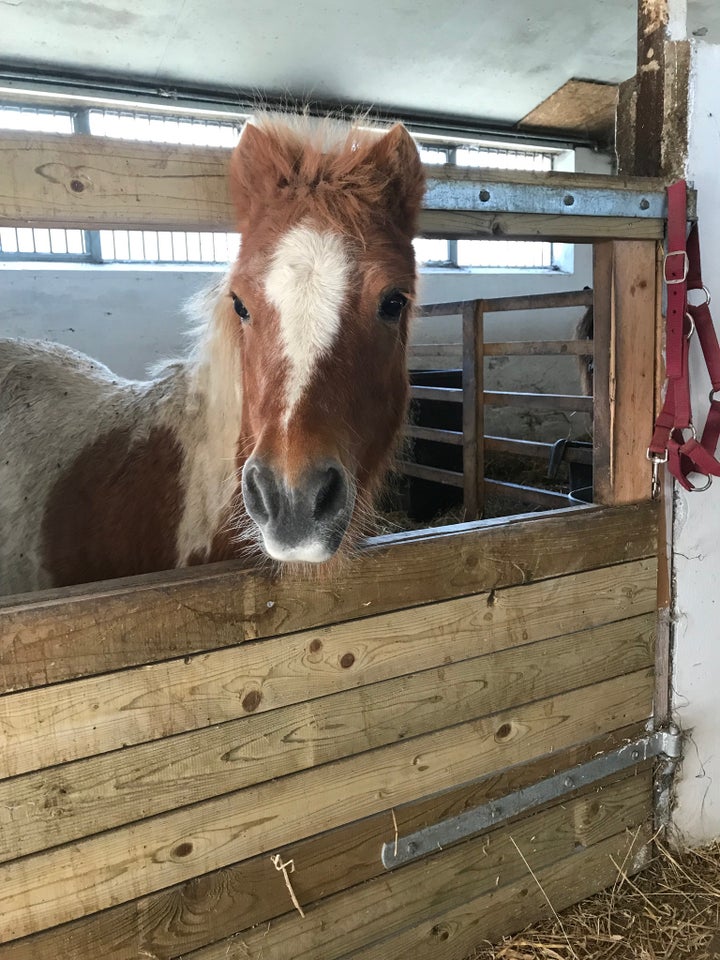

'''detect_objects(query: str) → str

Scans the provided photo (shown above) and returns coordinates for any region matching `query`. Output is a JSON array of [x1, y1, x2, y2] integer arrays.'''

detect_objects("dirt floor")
[[468, 839, 720, 960]]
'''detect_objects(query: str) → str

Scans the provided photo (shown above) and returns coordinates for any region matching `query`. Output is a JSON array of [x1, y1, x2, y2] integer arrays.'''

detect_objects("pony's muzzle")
[[242, 456, 355, 563]]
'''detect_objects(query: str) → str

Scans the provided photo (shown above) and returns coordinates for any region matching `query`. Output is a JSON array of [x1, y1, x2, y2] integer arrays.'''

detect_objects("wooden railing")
[[402, 289, 594, 517]]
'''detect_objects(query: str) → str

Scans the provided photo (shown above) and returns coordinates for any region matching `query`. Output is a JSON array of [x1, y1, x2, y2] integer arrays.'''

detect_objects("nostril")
[[243, 464, 272, 525], [313, 466, 346, 521]]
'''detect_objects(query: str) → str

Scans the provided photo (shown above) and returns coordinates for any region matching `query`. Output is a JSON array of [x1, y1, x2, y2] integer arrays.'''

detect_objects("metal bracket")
[[423, 179, 667, 219], [381, 726, 682, 870]]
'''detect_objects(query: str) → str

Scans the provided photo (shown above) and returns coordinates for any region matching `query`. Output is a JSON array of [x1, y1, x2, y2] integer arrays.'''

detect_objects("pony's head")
[[227, 115, 425, 564]]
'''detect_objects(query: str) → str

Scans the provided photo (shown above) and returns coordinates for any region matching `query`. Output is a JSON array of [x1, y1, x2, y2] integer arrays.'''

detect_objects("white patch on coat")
[[0, 279, 244, 596], [264, 224, 350, 421]]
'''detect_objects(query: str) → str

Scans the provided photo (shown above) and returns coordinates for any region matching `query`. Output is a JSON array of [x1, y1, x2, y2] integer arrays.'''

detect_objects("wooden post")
[[616, 0, 690, 179], [592, 240, 658, 505], [462, 300, 485, 519]]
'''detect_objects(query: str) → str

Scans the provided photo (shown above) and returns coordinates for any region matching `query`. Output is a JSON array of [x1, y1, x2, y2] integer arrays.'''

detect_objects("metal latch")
[[381, 725, 682, 870]]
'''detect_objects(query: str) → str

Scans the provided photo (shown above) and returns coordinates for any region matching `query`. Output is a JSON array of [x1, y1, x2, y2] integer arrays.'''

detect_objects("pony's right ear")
[[229, 123, 290, 233]]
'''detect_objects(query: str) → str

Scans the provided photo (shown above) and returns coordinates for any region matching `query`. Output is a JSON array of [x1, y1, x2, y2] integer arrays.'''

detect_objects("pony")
[[0, 114, 426, 596]]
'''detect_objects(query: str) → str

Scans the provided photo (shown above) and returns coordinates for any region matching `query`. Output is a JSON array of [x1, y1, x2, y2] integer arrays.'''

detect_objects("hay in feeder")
[[468, 838, 720, 960]]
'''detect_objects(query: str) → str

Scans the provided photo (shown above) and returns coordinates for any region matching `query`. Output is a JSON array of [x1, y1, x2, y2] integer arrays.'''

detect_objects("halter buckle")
[[664, 250, 689, 285]]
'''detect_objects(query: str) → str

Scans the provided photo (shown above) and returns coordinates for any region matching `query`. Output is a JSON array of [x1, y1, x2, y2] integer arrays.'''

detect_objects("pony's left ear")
[[364, 124, 426, 235]]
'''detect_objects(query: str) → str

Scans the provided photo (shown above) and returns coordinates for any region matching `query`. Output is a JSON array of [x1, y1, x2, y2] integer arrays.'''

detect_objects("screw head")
[[640, 198, 650, 210], [479, 189, 491, 202], [563, 194, 575, 206]]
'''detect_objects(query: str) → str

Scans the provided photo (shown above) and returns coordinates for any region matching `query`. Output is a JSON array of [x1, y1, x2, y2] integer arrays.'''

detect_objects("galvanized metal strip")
[[381, 728, 681, 869], [424, 179, 667, 219]]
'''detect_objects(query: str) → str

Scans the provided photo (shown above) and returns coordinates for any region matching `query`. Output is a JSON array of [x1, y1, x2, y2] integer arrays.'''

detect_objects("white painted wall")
[[671, 39, 720, 846], [0, 147, 608, 444]]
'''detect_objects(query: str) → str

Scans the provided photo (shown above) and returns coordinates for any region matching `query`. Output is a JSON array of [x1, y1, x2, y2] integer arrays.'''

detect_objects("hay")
[[468, 839, 720, 960]]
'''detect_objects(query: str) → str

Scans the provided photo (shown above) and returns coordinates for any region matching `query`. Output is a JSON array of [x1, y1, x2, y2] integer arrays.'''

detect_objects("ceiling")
[[1, 0, 719, 128]]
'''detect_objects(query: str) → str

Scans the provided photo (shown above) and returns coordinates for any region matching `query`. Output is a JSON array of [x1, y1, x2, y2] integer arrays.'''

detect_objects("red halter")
[[648, 179, 720, 493]]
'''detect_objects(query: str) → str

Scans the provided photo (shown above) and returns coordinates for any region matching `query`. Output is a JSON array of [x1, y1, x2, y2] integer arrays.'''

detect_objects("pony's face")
[[228, 119, 425, 563]]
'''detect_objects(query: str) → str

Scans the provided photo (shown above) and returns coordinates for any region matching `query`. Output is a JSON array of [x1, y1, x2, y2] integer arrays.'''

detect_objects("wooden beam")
[[0, 501, 659, 692], [398, 461, 464, 487], [404, 425, 464, 446], [0, 133, 689, 241], [0, 611, 655, 862], [0, 725, 647, 960], [175, 778, 652, 960], [485, 436, 593, 464], [592, 241, 657, 504], [478, 289, 595, 312], [519, 79, 619, 145], [0, 670, 654, 944], [635, 0, 669, 177], [409, 386, 593, 412]]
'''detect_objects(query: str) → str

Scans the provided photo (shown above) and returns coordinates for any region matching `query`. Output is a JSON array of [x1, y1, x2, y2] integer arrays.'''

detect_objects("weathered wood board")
[[0, 501, 658, 958]]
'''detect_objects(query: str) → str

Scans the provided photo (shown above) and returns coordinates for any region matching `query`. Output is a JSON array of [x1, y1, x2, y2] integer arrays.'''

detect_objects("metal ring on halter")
[[688, 473, 713, 492], [677, 424, 698, 442], [646, 447, 669, 463], [710, 388, 720, 404], [685, 312, 696, 339]]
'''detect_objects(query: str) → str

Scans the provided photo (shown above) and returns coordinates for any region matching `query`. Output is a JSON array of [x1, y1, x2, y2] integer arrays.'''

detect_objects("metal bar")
[[484, 479, 571, 508], [410, 386, 464, 403], [405, 425, 464, 446], [382, 727, 682, 869], [397, 461, 464, 488], [485, 340, 594, 357], [424, 177, 668, 219], [485, 436, 593, 464], [485, 391, 593, 412], [480, 290, 594, 312]]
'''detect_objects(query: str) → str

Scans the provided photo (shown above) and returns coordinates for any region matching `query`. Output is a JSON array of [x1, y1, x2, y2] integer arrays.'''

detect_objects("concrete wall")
[[671, 39, 720, 846]]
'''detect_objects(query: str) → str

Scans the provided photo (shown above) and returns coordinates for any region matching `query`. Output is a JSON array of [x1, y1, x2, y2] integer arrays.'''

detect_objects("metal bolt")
[[479, 189, 491, 202], [564, 777, 574, 789], [563, 194, 575, 206], [640, 198, 650, 210], [406, 840, 418, 855], [491, 806, 501, 819], [631, 749, 641, 761]]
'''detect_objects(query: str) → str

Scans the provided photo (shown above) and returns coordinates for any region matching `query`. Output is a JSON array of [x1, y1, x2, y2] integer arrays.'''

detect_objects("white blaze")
[[264, 224, 350, 421]]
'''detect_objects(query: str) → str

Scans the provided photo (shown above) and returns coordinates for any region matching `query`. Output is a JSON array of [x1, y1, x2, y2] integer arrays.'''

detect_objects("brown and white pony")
[[0, 115, 426, 596]]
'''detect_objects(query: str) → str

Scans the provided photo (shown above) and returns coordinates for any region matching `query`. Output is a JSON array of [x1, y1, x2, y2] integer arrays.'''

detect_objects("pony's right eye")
[[231, 293, 250, 322]]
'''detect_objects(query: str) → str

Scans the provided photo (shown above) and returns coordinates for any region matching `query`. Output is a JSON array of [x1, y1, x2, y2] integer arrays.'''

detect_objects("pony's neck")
[[173, 283, 246, 565]]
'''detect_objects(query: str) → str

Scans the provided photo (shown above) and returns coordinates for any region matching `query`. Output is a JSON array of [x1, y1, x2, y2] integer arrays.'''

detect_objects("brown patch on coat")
[[41, 426, 184, 587]]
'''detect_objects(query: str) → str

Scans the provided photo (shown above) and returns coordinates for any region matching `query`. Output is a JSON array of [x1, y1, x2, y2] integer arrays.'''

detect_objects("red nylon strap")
[[650, 180, 720, 491]]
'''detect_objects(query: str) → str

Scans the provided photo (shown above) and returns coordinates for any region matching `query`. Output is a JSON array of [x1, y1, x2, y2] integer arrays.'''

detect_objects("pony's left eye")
[[378, 291, 408, 322], [231, 293, 250, 322]]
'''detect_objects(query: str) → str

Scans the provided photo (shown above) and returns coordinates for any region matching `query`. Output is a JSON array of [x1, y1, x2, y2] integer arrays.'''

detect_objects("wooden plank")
[[519, 79, 618, 144], [484, 339, 595, 357], [181, 775, 652, 960], [462, 300, 484, 518], [0, 668, 655, 943], [611, 240, 657, 503], [0, 558, 657, 778], [418, 208, 666, 242], [479, 289, 594, 312], [0, 613, 655, 861], [593, 241, 614, 504], [0, 133, 685, 242], [485, 436, 593, 464], [398, 461, 464, 487], [410, 342, 462, 357], [417, 302, 467, 318], [0, 725, 646, 960], [592, 241, 656, 504], [484, 390, 593, 412], [347, 826, 652, 960], [0, 501, 660, 692], [484, 479, 572, 509]]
